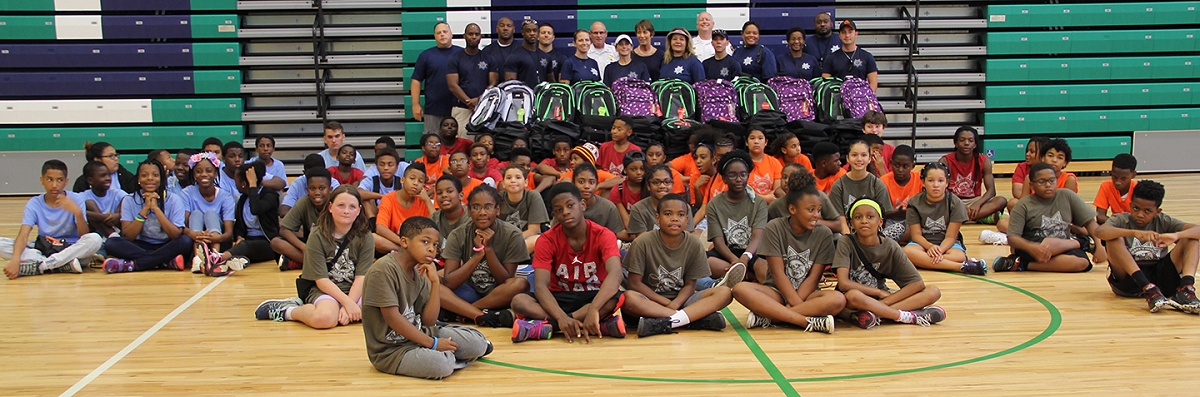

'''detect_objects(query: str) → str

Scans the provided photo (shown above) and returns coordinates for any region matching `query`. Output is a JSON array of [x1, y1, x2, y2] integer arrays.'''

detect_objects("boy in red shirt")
[[510, 182, 626, 342], [939, 126, 1006, 224], [598, 116, 642, 176], [1095, 153, 1138, 225]]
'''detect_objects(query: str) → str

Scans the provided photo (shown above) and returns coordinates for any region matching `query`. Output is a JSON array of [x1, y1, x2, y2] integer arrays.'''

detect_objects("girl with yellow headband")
[[834, 198, 946, 329]]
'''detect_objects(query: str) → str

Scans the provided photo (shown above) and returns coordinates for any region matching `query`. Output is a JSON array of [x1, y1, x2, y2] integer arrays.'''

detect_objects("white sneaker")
[[191, 255, 203, 273], [715, 261, 747, 289], [226, 256, 249, 271], [746, 311, 772, 328], [979, 230, 1008, 245], [65, 258, 83, 274]]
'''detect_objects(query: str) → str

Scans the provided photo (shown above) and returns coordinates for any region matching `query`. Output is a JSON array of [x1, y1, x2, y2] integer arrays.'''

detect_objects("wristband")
[[135, 215, 146, 223], [472, 245, 485, 252], [431, 337, 439, 350]]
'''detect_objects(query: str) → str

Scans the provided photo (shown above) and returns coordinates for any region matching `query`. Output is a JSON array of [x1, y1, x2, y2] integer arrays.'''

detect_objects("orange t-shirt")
[[815, 169, 847, 194], [559, 169, 617, 183], [880, 171, 923, 209], [749, 155, 784, 197], [377, 191, 430, 233], [789, 155, 814, 171], [412, 155, 449, 190], [689, 171, 717, 205], [434, 177, 483, 209], [670, 155, 699, 178], [669, 168, 686, 194], [1094, 179, 1136, 215], [1058, 172, 1078, 192], [525, 171, 539, 190], [707, 175, 729, 200]]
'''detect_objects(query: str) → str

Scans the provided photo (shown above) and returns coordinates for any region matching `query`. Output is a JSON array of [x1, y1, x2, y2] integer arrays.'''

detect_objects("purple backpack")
[[767, 76, 816, 122], [692, 79, 738, 123], [840, 76, 883, 118], [611, 77, 656, 117]]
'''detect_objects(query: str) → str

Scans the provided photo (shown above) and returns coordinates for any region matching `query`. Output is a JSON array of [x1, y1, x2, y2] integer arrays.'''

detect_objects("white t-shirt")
[[588, 43, 618, 76], [692, 35, 733, 62]]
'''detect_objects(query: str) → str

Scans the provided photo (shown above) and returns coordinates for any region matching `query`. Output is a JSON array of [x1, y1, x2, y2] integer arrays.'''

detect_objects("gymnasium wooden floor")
[[4, 174, 1200, 396]]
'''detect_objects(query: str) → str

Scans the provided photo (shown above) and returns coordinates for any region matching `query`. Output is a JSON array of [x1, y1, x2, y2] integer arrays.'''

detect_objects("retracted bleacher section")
[[981, 2, 1199, 171], [0, 1, 244, 193], [398, 0, 989, 161]]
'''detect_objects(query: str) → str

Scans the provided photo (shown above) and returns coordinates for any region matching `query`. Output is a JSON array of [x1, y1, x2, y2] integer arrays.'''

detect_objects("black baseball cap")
[[712, 29, 728, 39], [839, 19, 857, 31]]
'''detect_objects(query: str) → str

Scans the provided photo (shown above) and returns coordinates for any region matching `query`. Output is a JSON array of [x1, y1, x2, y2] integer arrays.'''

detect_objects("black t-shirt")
[[446, 49, 493, 107], [702, 55, 742, 81], [603, 61, 651, 86], [503, 46, 551, 87], [632, 50, 664, 81], [482, 41, 518, 74], [822, 47, 878, 80]]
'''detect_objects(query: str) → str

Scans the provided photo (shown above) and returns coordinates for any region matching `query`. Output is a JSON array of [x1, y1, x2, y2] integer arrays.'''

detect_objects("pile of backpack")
[[469, 74, 884, 164]]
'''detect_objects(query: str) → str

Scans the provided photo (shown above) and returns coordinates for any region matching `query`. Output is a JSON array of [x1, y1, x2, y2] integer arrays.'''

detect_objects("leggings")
[[105, 235, 195, 271], [228, 236, 278, 263]]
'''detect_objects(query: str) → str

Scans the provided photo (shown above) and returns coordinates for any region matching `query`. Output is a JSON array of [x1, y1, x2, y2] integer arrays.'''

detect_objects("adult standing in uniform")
[[821, 19, 878, 92], [411, 22, 463, 133], [804, 12, 841, 70], [447, 23, 496, 137]]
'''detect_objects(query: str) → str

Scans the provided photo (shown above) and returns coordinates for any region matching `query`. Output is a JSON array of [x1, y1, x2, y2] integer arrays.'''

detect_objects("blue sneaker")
[[255, 298, 302, 321]]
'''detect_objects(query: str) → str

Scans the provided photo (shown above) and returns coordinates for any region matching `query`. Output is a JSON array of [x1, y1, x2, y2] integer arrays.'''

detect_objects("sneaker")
[[277, 256, 288, 271], [715, 261, 747, 289], [475, 309, 515, 328], [992, 255, 1021, 272], [745, 311, 772, 329], [166, 255, 186, 271], [979, 230, 1008, 245], [225, 256, 249, 271], [205, 263, 233, 277], [88, 254, 105, 269], [849, 310, 880, 330], [511, 319, 552, 343], [17, 260, 40, 277], [960, 258, 989, 275], [194, 243, 211, 273], [912, 306, 947, 326], [191, 255, 204, 273], [977, 212, 1001, 225], [1170, 285, 1200, 314], [804, 315, 835, 334], [600, 315, 626, 338], [60, 258, 83, 274], [1141, 284, 1170, 313], [636, 317, 675, 337], [254, 298, 302, 321], [684, 311, 726, 331], [104, 258, 133, 274]]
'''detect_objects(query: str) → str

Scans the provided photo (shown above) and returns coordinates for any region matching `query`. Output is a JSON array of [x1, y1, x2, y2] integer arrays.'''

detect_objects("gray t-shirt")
[[623, 231, 710, 299], [500, 189, 549, 231], [706, 193, 768, 252], [833, 234, 922, 290], [300, 228, 375, 303], [430, 208, 470, 255], [1107, 212, 1188, 267], [280, 195, 322, 236], [1009, 189, 1097, 241], [627, 197, 695, 234], [362, 253, 436, 373], [585, 196, 625, 234], [767, 190, 840, 222], [759, 219, 835, 290], [905, 192, 968, 245], [829, 173, 894, 217], [442, 220, 530, 294]]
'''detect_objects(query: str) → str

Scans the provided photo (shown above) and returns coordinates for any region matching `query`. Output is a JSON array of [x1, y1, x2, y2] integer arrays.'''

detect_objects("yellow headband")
[[849, 199, 882, 218]]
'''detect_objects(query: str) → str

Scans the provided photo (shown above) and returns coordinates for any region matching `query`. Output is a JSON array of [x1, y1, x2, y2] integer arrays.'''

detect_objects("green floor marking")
[[481, 274, 1061, 385], [722, 307, 801, 396]]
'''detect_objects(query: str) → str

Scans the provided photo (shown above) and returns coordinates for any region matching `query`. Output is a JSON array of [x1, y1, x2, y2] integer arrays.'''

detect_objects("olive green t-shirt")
[[758, 219, 835, 290], [499, 189, 549, 231], [626, 197, 695, 234], [1009, 189, 1096, 241], [442, 220, 530, 294], [300, 227, 375, 303], [705, 193, 768, 252], [280, 195, 322, 236], [361, 253, 437, 374], [829, 173, 894, 217], [585, 196, 625, 234], [905, 192, 968, 245], [430, 208, 470, 255], [623, 231, 710, 299], [832, 234, 922, 291], [766, 190, 840, 222], [1107, 212, 1188, 267]]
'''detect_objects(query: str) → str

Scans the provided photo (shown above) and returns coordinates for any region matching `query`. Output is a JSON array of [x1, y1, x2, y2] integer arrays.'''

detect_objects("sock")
[[669, 310, 691, 328], [284, 306, 296, 321], [1130, 270, 1152, 289], [1181, 276, 1195, 289], [546, 318, 560, 333], [896, 310, 915, 324]]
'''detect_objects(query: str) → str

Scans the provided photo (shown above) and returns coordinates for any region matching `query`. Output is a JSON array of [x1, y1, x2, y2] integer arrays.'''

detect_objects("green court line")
[[722, 307, 802, 396], [481, 274, 1061, 385]]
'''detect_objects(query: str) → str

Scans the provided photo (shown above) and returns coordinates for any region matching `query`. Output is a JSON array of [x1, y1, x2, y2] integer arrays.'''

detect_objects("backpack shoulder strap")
[[849, 236, 887, 281]]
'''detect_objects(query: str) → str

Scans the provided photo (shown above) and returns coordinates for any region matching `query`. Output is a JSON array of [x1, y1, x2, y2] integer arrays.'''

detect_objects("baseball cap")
[[839, 19, 857, 31], [712, 29, 728, 39], [615, 34, 633, 45]]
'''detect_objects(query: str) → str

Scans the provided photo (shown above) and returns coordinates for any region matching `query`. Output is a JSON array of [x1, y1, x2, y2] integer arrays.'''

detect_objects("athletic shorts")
[[707, 247, 745, 260], [961, 196, 982, 207], [312, 294, 362, 307], [907, 241, 966, 253], [525, 290, 600, 314], [1108, 255, 1181, 297], [1015, 235, 1091, 269]]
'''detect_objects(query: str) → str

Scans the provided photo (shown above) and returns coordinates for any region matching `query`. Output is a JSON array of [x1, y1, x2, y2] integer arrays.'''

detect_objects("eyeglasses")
[[101, 153, 120, 159], [469, 204, 496, 212], [449, 159, 468, 165], [425, 142, 442, 147], [649, 178, 673, 186], [723, 172, 749, 180], [1032, 178, 1056, 186]]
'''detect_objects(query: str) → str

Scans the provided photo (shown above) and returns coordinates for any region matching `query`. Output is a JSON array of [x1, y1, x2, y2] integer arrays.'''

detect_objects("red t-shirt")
[[533, 220, 620, 292], [942, 152, 987, 199], [441, 137, 474, 156], [608, 181, 643, 211], [1012, 162, 1031, 184], [327, 165, 365, 186], [468, 168, 502, 186], [598, 141, 641, 176]]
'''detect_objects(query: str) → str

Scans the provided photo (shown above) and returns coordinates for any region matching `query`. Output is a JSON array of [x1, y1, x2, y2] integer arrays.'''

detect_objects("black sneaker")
[[804, 315, 835, 334], [912, 306, 947, 326], [1141, 284, 1170, 313], [960, 258, 989, 275], [475, 309, 516, 328], [636, 317, 675, 337], [1171, 285, 1200, 314], [684, 311, 726, 331], [992, 255, 1021, 272]]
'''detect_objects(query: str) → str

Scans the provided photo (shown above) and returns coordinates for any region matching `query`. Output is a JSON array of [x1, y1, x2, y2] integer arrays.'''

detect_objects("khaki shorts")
[[961, 196, 983, 207], [451, 107, 472, 138]]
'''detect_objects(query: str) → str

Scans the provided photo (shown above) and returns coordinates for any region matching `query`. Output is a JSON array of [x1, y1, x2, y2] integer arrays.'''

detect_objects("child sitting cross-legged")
[[1, 160, 102, 278], [103, 159, 193, 273]]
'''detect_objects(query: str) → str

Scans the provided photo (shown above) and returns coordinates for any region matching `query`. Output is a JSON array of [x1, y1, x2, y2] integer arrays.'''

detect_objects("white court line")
[[59, 276, 228, 397]]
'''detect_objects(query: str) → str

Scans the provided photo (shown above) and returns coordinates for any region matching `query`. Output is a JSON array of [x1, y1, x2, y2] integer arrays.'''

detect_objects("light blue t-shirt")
[[363, 162, 409, 181], [82, 188, 125, 213], [241, 188, 264, 237], [166, 174, 183, 197], [23, 192, 88, 244], [319, 149, 366, 172], [121, 191, 186, 244], [180, 185, 236, 222], [217, 164, 241, 201], [108, 171, 123, 193], [247, 156, 287, 183], [358, 174, 398, 204], [282, 175, 341, 208]]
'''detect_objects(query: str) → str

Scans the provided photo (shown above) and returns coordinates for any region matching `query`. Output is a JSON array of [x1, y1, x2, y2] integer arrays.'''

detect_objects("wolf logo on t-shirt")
[[1037, 212, 1071, 239], [750, 174, 773, 195], [725, 216, 751, 249], [850, 264, 881, 290], [506, 211, 527, 231], [784, 247, 813, 289], [924, 216, 947, 234], [652, 266, 683, 294], [328, 247, 355, 283], [1129, 238, 1166, 262], [949, 173, 975, 198], [385, 305, 421, 343]]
